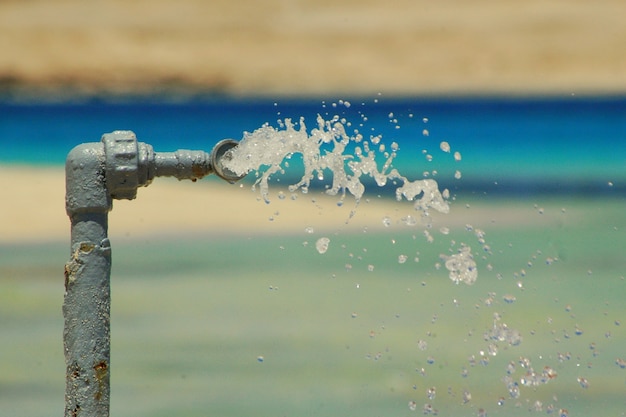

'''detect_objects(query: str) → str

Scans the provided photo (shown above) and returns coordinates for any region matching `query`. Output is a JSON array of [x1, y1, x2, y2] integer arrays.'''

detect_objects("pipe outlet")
[[210, 139, 246, 183]]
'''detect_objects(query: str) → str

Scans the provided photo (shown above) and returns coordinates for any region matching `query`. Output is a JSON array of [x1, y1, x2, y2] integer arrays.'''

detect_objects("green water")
[[1, 198, 624, 416]]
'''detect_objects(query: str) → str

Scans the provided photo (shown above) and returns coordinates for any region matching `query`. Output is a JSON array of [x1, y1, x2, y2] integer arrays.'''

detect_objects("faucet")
[[63, 130, 244, 417]]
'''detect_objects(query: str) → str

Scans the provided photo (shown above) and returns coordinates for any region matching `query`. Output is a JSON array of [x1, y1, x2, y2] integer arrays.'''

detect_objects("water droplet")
[[382, 216, 392, 227], [503, 294, 516, 304], [462, 390, 471, 404], [506, 361, 516, 374], [443, 245, 478, 285], [454, 170, 462, 179], [439, 141, 450, 153], [454, 151, 462, 161], [398, 254, 408, 264], [519, 357, 531, 368], [367, 264, 375, 272], [401, 215, 417, 226], [408, 400, 417, 411], [504, 376, 520, 398], [257, 355, 264, 363], [316, 237, 330, 254], [305, 226, 314, 234], [577, 377, 589, 388], [532, 401, 543, 412], [543, 366, 557, 380]]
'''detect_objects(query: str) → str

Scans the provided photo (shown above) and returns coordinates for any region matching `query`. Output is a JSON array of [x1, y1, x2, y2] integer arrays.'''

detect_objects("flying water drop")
[[443, 245, 477, 285], [316, 237, 330, 254]]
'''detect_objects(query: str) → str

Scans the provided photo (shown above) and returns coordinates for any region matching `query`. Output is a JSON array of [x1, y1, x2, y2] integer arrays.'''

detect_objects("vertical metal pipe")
[[64, 214, 111, 417], [64, 142, 112, 417]]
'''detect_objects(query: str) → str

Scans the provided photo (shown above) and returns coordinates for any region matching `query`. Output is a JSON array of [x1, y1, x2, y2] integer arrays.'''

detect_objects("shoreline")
[[3, 82, 626, 104], [2, 166, 582, 245], [4, 90, 626, 105]]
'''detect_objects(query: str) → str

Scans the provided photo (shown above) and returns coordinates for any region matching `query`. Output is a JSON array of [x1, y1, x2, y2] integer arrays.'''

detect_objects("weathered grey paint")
[[63, 131, 244, 417]]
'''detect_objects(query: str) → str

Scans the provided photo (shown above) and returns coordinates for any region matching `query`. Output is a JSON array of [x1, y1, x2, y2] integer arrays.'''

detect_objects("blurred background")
[[1, 0, 626, 98], [1, 1, 625, 416]]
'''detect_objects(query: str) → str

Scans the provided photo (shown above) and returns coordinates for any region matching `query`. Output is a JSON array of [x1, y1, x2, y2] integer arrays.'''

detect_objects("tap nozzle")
[[210, 139, 245, 183]]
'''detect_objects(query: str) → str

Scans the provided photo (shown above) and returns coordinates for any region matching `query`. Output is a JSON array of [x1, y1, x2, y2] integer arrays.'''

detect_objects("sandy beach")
[[1, 0, 626, 98], [1, 166, 574, 244]]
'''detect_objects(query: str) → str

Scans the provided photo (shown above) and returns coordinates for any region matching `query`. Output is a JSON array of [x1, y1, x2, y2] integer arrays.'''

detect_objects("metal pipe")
[[63, 131, 245, 417]]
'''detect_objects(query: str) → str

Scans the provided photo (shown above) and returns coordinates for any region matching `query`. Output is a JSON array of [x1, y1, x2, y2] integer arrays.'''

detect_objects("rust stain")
[[64, 258, 80, 290], [93, 360, 108, 402], [191, 162, 205, 180], [64, 263, 72, 290], [79, 242, 95, 253], [64, 242, 96, 290], [69, 364, 81, 380]]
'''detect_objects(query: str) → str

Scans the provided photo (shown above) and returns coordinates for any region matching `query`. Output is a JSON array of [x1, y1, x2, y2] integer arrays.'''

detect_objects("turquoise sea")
[[1, 96, 625, 196]]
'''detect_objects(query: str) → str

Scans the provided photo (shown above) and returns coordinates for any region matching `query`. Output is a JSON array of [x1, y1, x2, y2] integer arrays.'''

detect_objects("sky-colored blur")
[[1, 0, 625, 97]]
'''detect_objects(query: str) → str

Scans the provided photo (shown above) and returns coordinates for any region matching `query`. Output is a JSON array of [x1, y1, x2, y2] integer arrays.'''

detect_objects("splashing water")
[[223, 115, 450, 215], [442, 244, 478, 285]]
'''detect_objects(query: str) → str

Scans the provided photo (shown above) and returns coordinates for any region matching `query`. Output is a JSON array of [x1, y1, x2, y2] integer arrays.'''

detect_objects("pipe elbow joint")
[[65, 142, 111, 217]]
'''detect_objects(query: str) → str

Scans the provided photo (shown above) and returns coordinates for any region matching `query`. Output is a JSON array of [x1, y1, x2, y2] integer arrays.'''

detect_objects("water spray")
[[63, 130, 245, 417]]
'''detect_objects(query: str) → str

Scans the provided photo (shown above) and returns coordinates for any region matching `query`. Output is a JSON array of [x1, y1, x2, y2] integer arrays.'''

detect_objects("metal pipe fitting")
[[63, 131, 246, 417], [210, 139, 243, 183]]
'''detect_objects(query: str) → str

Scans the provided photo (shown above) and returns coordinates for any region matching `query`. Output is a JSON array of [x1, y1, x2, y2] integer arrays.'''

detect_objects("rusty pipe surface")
[[152, 139, 243, 182], [63, 131, 245, 417], [64, 142, 111, 417]]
